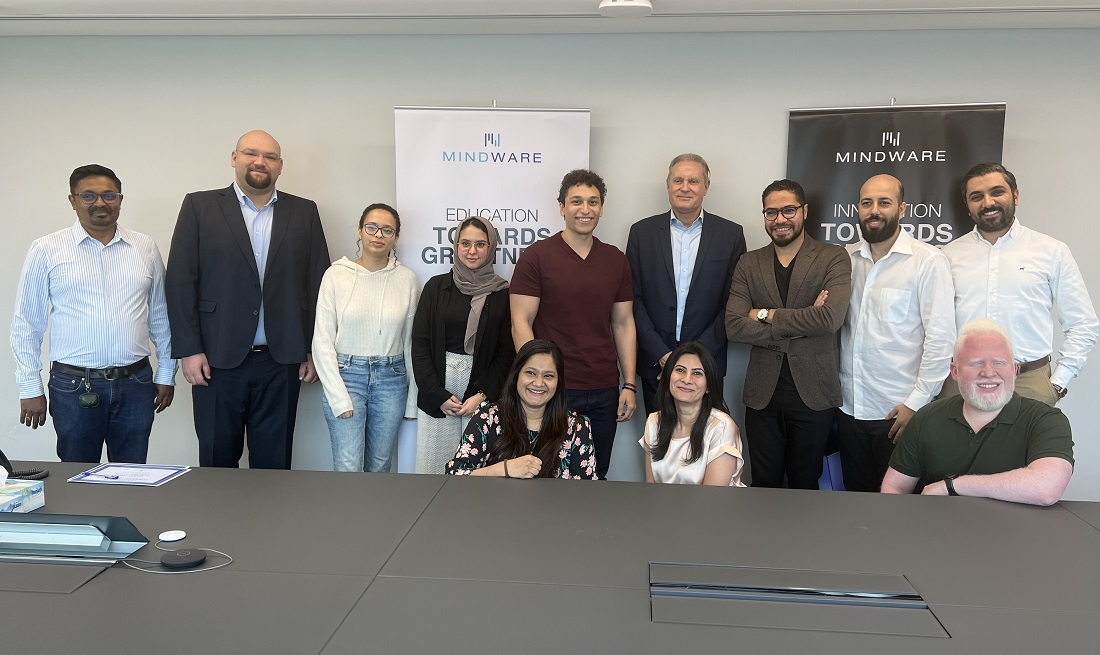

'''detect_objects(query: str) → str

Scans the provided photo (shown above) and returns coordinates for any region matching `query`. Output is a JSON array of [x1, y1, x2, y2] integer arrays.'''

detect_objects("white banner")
[[394, 106, 591, 284], [393, 106, 591, 472]]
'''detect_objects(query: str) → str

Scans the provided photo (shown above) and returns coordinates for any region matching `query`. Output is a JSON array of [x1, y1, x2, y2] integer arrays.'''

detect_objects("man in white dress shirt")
[[11, 164, 176, 463], [838, 174, 956, 492], [941, 163, 1098, 405]]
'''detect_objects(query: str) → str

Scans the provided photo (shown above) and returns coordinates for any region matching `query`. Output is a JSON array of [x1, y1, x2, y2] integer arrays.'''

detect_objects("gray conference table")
[[3, 462, 1099, 654]]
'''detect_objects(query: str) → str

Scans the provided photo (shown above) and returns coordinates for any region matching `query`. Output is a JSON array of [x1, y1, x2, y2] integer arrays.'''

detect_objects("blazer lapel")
[[786, 235, 819, 305], [267, 194, 290, 275], [658, 218, 674, 284], [760, 246, 784, 308], [688, 216, 714, 293], [219, 186, 260, 279]]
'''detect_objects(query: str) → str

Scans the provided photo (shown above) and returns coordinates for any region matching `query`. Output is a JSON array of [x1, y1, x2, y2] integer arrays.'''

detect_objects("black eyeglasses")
[[762, 204, 804, 221], [74, 192, 122, 204], [362, 223, 396, 238]]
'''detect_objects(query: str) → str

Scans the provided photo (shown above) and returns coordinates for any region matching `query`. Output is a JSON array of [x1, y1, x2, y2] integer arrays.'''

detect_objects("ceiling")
[[1, 1, 1098, 36]]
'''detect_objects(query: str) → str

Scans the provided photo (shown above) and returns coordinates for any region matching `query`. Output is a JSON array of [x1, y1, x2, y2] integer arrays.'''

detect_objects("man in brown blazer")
[[726, 179, 851, 489]]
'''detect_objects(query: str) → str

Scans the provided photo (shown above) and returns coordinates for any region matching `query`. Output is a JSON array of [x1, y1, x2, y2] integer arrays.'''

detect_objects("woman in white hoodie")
[[313, 203, 419, 472]]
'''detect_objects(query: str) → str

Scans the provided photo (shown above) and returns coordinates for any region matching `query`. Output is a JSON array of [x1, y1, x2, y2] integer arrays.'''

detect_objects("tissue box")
[[0, 480, 45, 513]]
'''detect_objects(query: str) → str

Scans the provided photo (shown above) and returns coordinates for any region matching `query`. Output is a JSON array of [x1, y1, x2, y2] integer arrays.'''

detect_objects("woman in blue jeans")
[[313, 203, 419, 472]]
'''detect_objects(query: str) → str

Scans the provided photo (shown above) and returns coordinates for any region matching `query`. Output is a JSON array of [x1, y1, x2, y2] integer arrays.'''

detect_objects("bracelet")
[[503, 460, 511, 478], [622, 384, 636, 393]]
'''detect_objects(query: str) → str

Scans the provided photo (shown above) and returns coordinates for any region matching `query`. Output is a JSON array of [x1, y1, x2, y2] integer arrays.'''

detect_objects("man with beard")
[[882, 319, 1073, 506], [166, 130, 330, 469], [725, 179, 851, 489], [11, 164, 176, 463], [942, 163, 1097, 406], [836, 174, 956, 492]]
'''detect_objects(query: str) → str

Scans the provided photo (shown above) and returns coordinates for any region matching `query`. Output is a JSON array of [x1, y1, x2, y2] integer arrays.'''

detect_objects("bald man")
[[166, 130, 330, 469], [836, 174, 955, 492]]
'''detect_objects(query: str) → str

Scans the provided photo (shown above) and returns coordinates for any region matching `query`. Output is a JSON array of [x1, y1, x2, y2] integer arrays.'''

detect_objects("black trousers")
[[567, 387, 619, 480], [640, 375, 661, 417], [744, 383, 833, 489], [192, 349, 302, 469], [835, 410, 896, 492]]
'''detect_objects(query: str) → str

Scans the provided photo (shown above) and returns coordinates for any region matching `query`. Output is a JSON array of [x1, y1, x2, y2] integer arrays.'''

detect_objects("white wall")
[[2, 29, 1098, 498]]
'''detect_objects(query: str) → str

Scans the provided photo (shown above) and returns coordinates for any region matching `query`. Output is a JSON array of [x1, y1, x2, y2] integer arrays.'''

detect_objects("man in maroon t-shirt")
[[510, 169, 637, 480]]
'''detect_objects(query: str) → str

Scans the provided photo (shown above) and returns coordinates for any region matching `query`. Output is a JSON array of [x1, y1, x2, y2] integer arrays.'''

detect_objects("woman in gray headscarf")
[[410, 215, 514, 474]]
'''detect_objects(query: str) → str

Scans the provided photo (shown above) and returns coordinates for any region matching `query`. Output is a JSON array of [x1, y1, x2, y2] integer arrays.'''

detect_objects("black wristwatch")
[[1053, 384, 1068, 399], [944, 474, 960, 496]]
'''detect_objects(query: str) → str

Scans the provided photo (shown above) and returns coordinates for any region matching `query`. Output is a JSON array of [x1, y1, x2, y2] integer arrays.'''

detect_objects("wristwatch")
[[1053, 384, 1068, 399], [943, 474, 960, 496], [756, 308, 771, 324]]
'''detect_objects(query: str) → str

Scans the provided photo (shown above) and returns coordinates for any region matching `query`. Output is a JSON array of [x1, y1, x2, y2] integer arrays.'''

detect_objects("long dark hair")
[[489, 339, 569, 478], [649, 342, 728, 464]]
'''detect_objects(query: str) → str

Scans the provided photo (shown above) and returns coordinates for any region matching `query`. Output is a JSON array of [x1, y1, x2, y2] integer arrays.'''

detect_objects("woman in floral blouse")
[[446, 339, 597, 479]]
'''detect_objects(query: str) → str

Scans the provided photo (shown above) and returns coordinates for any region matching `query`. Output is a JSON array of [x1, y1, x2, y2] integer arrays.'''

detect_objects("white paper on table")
[[68, 463, 191, 487]]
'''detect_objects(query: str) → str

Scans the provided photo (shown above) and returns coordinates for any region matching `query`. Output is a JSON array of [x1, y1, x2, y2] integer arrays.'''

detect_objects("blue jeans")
[[322, 354, 408, 473], [48, 364, 156, 463]]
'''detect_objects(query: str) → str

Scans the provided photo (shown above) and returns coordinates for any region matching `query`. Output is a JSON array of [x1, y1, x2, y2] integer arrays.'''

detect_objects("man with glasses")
[[940, 162, 1097, 406], [725, 179, 850, 488], [626, 154, 746, 415], [11, 164, 176, 463], [166, 130, 330, 469]]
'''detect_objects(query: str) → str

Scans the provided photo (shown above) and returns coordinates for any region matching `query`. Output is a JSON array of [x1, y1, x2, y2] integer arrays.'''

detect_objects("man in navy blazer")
[[626, 154, 746, 414], [166, 130, 330, 469]]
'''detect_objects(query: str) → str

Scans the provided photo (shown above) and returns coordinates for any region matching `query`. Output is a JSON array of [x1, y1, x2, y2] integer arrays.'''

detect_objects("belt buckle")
[[102, 366, 123, 381]]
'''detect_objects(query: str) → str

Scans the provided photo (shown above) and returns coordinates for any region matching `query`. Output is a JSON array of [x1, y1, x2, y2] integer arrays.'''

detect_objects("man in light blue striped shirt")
[[10, 164, 176, 463]]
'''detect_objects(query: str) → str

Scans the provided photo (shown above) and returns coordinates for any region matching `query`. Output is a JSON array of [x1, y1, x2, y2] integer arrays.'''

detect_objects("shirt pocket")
[[876, 288, 913, 326]]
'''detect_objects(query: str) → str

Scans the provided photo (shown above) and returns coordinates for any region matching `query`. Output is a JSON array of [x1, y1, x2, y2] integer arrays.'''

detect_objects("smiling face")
[[668, 353, 707, 408], [952, 331, 1016, 413], [456, 223, 491, 271], [858, 175, 905, 245], [69, 174, 122, 239], [667, 160, 709, 223], [965, 172, 1018, 238], [516, 353, 559, 412], [559, 184, 603, 237], [231, 130, 283, 193], [763, 189, 806, 247]]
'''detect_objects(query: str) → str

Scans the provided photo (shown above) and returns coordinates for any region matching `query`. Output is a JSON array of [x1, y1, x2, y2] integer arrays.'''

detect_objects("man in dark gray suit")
[[725, 179, 850, 489], [627, 154, 745, 414], [166, 130, 330, 469]]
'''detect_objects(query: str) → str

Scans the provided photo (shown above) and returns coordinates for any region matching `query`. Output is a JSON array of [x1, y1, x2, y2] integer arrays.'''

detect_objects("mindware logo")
[[835, 129, 946, 164], [442, 131, 543, 164]]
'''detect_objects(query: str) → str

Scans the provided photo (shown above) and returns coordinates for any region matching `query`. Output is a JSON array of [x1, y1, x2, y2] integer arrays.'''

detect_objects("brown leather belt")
[[1018, 355, 1051, 375], [52, 356, 151, 380]]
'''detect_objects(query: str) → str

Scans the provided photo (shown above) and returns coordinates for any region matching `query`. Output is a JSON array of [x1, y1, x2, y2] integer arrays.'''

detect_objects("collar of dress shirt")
[[232, 180, 279, 212], [970, 217, 1023, 246], [855, 225, 915, 261], [68, 219, 126, 247], [669, 209, 705, 231]]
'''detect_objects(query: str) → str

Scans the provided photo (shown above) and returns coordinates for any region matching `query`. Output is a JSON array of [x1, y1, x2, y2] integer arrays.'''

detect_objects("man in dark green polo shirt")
[[882, 319, 1073, 505]]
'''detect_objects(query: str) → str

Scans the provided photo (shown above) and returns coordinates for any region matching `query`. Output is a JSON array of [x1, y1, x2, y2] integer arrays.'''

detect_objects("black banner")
[[786, 104, 1005, 246]]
